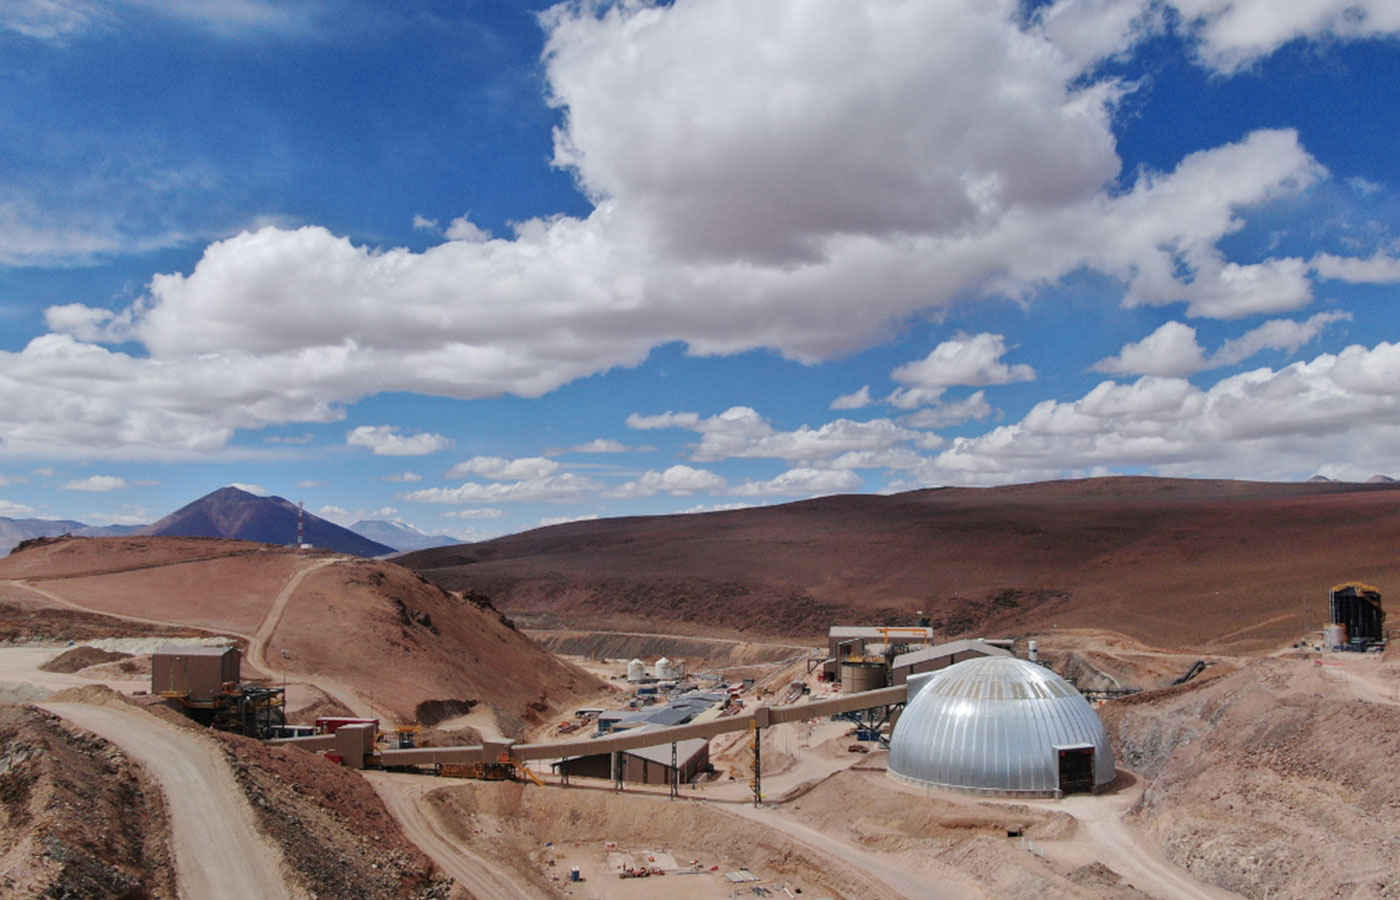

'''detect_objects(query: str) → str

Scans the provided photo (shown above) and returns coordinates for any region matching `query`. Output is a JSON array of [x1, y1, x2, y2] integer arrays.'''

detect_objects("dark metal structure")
[[1329, 582, 1385, 644]]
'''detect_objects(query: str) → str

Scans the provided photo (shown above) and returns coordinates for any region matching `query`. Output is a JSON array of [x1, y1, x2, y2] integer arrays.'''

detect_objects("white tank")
[[627, 658, 645, 682], [1028, 640, 1039, 663], [1324, 623, 1347, 650], [656, 657, 674, 680]]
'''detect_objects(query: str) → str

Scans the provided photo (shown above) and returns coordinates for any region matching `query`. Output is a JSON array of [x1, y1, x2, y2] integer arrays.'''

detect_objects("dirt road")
[[42, 700, 301, 900], [365, 771, 548, 900], [725, 802, 938, 899], [11, 557, 390, 723]]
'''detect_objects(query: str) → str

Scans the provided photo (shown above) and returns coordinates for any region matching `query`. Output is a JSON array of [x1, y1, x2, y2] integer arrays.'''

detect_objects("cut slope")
[[1102, 657, 1400, 898], [142, 486, 393, 557], [402, 476, 1400, 651]]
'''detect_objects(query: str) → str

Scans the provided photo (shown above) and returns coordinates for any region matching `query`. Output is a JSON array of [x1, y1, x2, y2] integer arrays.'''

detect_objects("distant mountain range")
[[0, 486, 416, 557], [347, 519, 458, 553], [0, 518, 143, 556]]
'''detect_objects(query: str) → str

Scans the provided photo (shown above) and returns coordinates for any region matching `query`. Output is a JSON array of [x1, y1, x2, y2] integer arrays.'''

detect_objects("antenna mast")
[[297, 501, 304, 549]]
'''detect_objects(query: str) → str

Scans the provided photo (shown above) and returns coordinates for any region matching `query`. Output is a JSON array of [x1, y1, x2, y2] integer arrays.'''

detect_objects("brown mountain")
[[400, 476, 1400, 652], [142, 486, 393, 558]]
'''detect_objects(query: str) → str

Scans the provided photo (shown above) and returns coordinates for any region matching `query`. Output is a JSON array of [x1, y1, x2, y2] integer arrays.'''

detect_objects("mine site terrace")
[[0, 476, 1398, 899]]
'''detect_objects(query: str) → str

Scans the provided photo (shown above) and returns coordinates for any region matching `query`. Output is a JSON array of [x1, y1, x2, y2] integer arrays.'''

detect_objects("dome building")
[[888, 656, 1115, 797]]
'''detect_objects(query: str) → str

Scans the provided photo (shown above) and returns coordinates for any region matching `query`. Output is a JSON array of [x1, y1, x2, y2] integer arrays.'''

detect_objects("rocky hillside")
[[0, 706, 177, 899], [402, 476, 1400, 650], [1102, 657, 1400, 898]]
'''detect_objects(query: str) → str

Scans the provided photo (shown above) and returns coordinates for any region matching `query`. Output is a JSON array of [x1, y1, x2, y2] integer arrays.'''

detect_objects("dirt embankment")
[[1102, 658, 1400, 898], [0, 599, 205, 645], [214, 732, 453, 900], [0, 705, 177, 899], [38, 646, 132, 673]]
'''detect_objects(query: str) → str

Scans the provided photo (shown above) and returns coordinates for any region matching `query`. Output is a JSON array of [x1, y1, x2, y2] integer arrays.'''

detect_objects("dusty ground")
[[0, 703, 178, 899]]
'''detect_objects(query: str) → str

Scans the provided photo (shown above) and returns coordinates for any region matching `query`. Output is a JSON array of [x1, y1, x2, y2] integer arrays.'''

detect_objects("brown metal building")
[[151, 645, 240, 704], [551, 737, 710, 785]]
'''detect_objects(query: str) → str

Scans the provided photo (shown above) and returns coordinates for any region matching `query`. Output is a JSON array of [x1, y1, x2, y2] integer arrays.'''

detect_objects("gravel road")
[[41, 700, 302, 900]]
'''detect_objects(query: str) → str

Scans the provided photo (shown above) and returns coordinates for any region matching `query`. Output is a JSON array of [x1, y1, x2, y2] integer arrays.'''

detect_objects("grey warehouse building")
[[888, 657, 1115, 797]]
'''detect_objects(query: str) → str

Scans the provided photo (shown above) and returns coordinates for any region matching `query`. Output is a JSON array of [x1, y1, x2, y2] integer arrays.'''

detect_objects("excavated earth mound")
[[0, 705, 177, 899], [402, 476, 1400, 651], [214, 731, 452, 900], [1102, 657, 1400, 898]]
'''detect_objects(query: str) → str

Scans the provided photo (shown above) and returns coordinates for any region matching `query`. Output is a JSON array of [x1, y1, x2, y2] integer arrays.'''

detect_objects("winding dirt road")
[[8, 556, 390, 722], [42, 700, 301, 900]]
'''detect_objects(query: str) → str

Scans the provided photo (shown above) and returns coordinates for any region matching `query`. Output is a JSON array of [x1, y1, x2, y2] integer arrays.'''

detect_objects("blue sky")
[[1, 0, 1399, 541]]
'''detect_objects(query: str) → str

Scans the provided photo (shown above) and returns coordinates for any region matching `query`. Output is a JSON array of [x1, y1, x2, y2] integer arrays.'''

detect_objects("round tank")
[[656, 657, 674, 680], [889, 656, 1115, 796], [626, 658, 645, 682], [841, 660, 886, 694], [1028, 639, 1040, 663], [1324, 623, 1347, 650]]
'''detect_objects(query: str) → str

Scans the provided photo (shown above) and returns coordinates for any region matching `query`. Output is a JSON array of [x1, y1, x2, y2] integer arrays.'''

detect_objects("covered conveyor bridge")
[[373, 683, 908, 768]]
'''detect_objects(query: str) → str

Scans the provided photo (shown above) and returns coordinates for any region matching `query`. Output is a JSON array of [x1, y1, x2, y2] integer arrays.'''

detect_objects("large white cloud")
[[920, 341, 1400, 484], [1, 0, 1384, 456]]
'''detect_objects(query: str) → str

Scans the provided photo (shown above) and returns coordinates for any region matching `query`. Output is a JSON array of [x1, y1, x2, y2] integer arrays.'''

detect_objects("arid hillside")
[[402, 476, 1400, 651], [0, 535, 605, 725], [1102, 655, 1400, 898]]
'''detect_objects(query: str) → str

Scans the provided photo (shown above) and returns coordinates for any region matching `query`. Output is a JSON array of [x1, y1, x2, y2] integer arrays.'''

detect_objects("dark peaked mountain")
[[141, 487, 394, 557], [348, 520, 458, 553]]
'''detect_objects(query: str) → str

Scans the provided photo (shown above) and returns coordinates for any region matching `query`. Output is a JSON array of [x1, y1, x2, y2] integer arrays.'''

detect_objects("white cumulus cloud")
[[346, 425, 452, 457], [62, 475, 127, 492], [403, 473, 602, 504], [446, 456, 560, 481], [730, 467, 863, 497], [611, 465, 728, 498]]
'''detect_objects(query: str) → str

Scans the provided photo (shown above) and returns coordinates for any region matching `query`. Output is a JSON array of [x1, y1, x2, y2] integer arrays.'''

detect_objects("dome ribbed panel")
[[888, 657, 1115, 795]]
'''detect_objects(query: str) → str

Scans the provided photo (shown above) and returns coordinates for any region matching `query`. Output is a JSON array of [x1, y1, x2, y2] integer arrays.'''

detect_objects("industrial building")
[[152, 645, 240, 702], [891, 638, 1013, 685], [888, 656, 1114, 797], [550, 736, 710, 785], [823, 625, 934, 678], [151, 644, 284, 738], [1328, 582, 1386, 648]]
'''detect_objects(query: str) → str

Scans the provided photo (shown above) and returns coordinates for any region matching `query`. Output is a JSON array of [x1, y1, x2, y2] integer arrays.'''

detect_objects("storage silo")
[[627, 658, 645, 682], [841, 659, 887, 693], [656, 657, 674, 680], [888, 656, 1115, 797]]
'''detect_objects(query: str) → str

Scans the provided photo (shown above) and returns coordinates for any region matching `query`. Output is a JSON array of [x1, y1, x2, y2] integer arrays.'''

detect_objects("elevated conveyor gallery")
[[372, 683, 908, 768]]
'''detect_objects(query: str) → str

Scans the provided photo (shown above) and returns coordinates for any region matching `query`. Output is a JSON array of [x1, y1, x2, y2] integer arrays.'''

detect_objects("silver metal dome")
[[888, 656, 1115, 796]]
